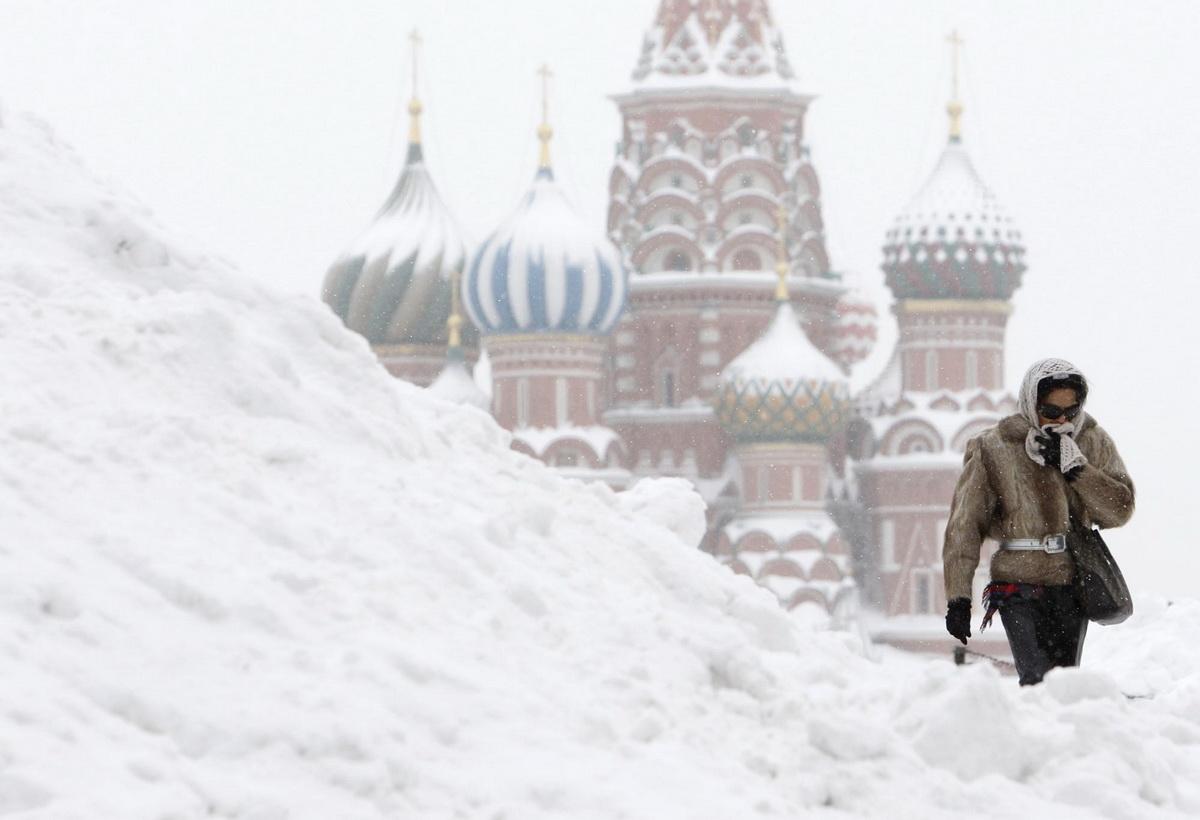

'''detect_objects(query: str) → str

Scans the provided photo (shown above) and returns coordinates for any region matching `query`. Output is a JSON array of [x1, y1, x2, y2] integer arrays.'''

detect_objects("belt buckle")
[[1043, 534, 1067, 554]]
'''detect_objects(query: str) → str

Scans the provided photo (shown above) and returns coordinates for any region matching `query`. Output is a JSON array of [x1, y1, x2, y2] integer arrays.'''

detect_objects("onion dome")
[[881, 38, 1025, 301], [880, 140, 1025, 300], [465, 68, 627, 336], [828, 289, 878, 371], [715, 211, 850, 442], [322, 45, 475, 348]]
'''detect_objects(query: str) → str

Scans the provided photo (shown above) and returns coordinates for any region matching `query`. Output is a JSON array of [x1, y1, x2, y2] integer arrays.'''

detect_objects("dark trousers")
[[998, 584, 1088, 686]]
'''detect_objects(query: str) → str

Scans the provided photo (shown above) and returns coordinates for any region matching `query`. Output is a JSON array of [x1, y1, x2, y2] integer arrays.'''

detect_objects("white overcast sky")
[[3, 0, 1198, 595]]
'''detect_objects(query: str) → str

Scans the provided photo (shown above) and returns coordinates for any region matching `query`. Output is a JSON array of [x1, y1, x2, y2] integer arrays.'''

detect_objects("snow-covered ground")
[[1, 110, 1198, 819]]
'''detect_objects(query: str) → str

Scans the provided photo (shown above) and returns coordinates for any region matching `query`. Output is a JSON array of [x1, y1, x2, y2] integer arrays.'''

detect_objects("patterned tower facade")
[[603, 1, 874, 543]]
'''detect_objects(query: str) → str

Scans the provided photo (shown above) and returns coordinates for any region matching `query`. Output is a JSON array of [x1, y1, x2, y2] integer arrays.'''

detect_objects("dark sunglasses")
[[1038, 402, 1081, 421]]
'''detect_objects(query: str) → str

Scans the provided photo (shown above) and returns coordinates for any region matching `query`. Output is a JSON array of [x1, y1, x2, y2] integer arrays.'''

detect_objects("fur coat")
[[942, 412, 1135, 602]]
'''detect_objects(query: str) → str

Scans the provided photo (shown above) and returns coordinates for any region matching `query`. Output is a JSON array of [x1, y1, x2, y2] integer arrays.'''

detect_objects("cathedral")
[[322, 1, 1025, 651]]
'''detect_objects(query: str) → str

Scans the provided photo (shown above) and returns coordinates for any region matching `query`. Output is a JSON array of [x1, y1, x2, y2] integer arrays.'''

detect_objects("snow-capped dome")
[[828, 289, 878, 370], [322, 137, 474, 347], [465, 166, 627, 336], [714, 301, 850, 442], [881, 138, 1026, 301]]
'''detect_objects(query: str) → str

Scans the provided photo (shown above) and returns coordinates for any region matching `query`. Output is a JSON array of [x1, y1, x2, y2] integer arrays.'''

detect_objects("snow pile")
[[1, 112, 1199, 819]]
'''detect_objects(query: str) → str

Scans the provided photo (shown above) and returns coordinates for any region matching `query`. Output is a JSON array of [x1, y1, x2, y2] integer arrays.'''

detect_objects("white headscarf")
[[1018, 358, 1089, 474]]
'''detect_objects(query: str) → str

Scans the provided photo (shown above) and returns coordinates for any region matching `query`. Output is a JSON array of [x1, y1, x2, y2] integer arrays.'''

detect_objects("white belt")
[[999, 534, 1068, 554]]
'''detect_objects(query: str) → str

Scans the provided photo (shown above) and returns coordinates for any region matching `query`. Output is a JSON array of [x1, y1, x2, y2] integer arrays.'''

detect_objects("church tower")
[[464, 67, 631, 481], [713, 211, 856, 618], [322, 32, 477, 386], [604, 0, 874, 518], [851, 32, 1025, 630]]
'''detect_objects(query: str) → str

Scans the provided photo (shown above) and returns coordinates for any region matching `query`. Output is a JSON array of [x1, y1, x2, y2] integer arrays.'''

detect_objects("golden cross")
[[409, 29, 422, 96], [407, 28, 424, 143], [537, 64, 553, 126], [945, 29, 965, 138], [946, 29, 963, 102], [536, 64, 554, 168]]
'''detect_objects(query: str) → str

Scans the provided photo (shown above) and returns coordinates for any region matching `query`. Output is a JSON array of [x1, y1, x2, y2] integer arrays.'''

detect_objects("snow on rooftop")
[[620, 0, 802, 97], [629, 269, 844, 295], [4, 110, 1200, 819], [322, 143, 468, 346], [888, 138, 1021, 244], [722, 301, 845, 387]]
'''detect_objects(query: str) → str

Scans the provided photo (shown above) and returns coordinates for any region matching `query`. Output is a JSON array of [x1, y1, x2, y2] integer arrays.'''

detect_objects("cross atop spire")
[[946, 29, 964, 141], [537, 63, 554, 170], [408, 28, 424, 146]]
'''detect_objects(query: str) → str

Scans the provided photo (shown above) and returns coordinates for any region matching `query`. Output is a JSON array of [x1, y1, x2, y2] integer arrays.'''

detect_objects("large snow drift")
[[1, 111, 1198, 819]]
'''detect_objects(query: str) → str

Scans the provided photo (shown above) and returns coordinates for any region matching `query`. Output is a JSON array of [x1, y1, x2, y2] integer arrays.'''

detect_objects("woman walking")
[[942, 358, 1135, 685]]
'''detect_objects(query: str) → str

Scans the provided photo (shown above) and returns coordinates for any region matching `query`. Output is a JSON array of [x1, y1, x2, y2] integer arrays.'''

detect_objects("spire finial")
[[537, 63, 554, 170], [446, 267, 464, 357], [408, 29, 424, 145], [774, 204, 789, 302], [946, 28, 964, 141]]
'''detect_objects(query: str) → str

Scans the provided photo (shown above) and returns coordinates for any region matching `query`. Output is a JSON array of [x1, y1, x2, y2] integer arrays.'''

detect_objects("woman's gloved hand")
[[946, 598, 972, 645], [1036, 432, 1062, 469]]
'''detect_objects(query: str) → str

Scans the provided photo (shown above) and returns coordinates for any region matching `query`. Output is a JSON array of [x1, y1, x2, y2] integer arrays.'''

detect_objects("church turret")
[[465, 66, 630, 483], [322, 31, 476, 386], [604, 0, 855, 500], [849, 33, 1021, 635], [878, 30, 1026, 395], [712, 210, 855, 618]]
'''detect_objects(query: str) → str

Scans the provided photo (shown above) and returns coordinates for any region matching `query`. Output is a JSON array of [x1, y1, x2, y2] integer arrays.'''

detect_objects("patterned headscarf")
[[1018, 358, 1089, 473]]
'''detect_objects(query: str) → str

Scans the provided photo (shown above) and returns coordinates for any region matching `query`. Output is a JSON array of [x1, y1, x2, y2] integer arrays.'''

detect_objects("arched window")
[[965, 350, 978, 390], [665, 250, 692, 272], [731, 248, 762, 271], [913, 571, 932, 614], [925, 350, 938, 391], [661, 370, 676, 407]]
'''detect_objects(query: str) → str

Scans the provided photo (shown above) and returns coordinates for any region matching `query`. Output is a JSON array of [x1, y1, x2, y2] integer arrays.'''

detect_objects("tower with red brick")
[[849, 32, 1026, 634], [604, 0, 876, 545]]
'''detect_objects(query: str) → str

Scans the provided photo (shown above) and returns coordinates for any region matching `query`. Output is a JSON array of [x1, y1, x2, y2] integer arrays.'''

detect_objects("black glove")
[[1065, 464, 1084, 482], [1036, 432, 1062, 469], [946, 598, 972, 645]]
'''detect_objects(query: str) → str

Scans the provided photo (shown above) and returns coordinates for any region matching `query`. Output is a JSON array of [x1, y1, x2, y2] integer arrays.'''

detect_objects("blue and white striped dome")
[[465, 168, 627, 335]]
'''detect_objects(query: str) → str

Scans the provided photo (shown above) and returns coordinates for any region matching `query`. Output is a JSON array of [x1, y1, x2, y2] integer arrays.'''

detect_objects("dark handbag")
[[1068, 523, 1132, 625]]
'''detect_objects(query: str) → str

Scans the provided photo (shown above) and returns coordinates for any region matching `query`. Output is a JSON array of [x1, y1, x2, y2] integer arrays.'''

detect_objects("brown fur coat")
[[942, 413, 1135, 602]]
